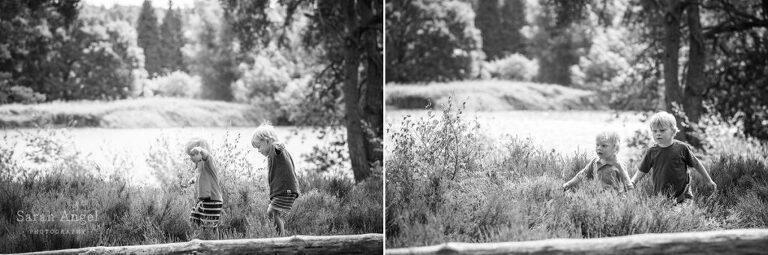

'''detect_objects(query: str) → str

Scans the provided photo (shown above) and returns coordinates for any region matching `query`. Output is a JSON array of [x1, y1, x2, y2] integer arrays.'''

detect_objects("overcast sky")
[[81, 0, 195, 9]]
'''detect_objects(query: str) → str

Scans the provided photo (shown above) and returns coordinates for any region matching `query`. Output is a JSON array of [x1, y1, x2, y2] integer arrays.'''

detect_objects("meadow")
[[385, 100, 768, 248], [0, 127, 382, 253]]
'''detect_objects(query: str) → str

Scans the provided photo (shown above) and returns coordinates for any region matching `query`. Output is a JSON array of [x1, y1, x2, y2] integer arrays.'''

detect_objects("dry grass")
[[386, 101, 768, 248]]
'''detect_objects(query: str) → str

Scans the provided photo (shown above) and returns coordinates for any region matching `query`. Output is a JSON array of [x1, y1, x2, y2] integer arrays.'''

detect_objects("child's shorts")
[[268, 191, 299, 215], [190, 199, 223, 228]]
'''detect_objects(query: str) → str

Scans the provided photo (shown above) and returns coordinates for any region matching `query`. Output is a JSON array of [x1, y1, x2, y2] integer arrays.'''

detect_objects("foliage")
[[159, 2, 186, 74], [183, 0, 237, 101], [224, 0, 384, 182], [0, 0, 78, 102], [386, 0, 484, 83], [136, 0, 162, 77], [525, 0, 589, 86], [475, 0, 527, 60], [147, 71, 201, 98], [0, 127, 381, 253], [1, 85, 47, 104], [231, 52, 291, 104], [486, 53, 538, 81], [387, 99, 768, 248]]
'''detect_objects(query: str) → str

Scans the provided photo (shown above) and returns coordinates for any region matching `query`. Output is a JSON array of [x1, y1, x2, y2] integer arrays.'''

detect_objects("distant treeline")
[[386, 0, 768, 141]]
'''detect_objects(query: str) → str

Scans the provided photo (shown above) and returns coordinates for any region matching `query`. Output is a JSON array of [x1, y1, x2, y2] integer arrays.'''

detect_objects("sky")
[[81, 0, 195, 9]]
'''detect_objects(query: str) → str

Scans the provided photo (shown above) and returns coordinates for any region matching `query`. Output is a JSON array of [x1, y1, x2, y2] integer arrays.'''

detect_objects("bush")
[[386, 98, 768, 248], [488, 54, 538, 81], [148, 71, 201, 98], [232, 55, 290, 103]]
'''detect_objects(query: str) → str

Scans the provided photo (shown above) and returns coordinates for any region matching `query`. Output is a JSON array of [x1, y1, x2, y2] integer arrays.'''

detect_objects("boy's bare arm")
[[692, 156, 717, 189], [616, 162, 634, 190], [563, 164, 590, 189], [630, 170, 645, 187]]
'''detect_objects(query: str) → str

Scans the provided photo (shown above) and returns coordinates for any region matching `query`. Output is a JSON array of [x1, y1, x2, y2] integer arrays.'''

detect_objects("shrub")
[[148, 71, 201, 98], [386, 98, 768, 248], [4, 86, 47, 104], [488, 53, 538, 81]]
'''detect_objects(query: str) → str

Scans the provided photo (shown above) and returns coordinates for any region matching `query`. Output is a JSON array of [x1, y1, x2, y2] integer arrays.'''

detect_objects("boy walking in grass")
[[252, 123, 300, 236], [630, 111, 717, 203], [184, 138, 224, 234], [563, 130, 634, 192]]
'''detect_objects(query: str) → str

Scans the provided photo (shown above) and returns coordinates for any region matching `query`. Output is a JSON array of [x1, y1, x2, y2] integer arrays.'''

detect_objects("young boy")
[[563, 130, 633, 192], [185, 138, 224, 232], [630, 111, 717, 203], [252, 123, 300, 236]]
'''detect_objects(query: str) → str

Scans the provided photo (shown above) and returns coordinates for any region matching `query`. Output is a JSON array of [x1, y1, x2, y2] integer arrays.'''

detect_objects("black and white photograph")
[[385, 0, 768, 254], [0, 0, 383, 253]]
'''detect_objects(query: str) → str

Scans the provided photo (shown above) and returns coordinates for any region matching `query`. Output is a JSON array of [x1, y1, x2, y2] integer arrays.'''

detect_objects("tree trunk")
[[661, 0, 688, 142], [362, 0, 384, 167], [683, 0, 706, 147], [344, 1, 371, 183]]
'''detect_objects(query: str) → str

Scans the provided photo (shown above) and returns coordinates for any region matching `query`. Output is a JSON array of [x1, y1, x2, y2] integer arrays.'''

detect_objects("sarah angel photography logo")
[[16, 202, 100, 235]]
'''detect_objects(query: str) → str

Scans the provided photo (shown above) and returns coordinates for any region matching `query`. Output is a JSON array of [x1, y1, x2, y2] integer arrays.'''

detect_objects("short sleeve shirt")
[[584, 158, 624, 191], [639, 140, 694, 199]]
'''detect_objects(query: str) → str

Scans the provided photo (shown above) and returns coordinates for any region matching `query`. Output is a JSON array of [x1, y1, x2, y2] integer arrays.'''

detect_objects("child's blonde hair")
[[649, 111, 679, 133], [251, 122, 279, 147], [185, 137, 211, 155], [596, 130, 621, 149]]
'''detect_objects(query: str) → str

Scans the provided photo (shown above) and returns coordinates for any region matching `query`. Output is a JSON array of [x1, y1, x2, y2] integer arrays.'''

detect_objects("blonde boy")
[[252, 123, 300, 236], [630, 111, 717, 203], [563, 130, 633, 191]]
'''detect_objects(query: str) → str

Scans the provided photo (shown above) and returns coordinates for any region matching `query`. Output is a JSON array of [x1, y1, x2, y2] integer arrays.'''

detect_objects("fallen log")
[[16, 233, 383, 255], [388, 229, 768, 255]]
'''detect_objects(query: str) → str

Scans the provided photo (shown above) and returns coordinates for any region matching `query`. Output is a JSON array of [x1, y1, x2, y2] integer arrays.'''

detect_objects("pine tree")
[[159, 0, 184, 74], [137, 0, 162, 77], [476, 0, 527, 60]]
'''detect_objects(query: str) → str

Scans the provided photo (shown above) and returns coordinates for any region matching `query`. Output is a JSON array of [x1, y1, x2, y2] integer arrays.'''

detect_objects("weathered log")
[[17, 233, 383, 255], [387, 229, 768, 255]]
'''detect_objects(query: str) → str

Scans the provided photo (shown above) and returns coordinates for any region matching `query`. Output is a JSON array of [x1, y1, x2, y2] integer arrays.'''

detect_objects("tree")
[[476, 0, 527, 60], [528, 0, 588, 86], [159, 0, 185, 74], [0, 0, 80, 103], [185, 0, 236, 101], [386, 0, 484, 83], [137, 0, 162, 77], [224, 0, 383, 182]]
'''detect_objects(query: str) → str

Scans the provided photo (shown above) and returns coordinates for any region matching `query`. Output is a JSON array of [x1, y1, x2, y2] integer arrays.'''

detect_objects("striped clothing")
[[269, 191, 298, 214], [190, 199, 223, 228]]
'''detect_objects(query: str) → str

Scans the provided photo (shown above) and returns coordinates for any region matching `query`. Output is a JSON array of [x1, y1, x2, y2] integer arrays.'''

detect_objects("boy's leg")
[[267, 207, 285, 235]]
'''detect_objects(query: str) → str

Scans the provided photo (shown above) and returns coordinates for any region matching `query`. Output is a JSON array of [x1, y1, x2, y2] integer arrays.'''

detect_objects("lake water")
[[2, 127, 348, 186], [386, 110, 649, 159]]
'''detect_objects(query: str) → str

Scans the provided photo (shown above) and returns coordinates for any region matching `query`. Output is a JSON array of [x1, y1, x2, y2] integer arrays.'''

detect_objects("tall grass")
[[386, 99, 768, 248], [0, 128, 382, 253]]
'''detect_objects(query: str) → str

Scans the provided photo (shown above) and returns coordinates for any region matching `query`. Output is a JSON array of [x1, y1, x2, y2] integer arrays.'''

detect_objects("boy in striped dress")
[[252, 123, 300, 236], [185, 138, 224, 233]]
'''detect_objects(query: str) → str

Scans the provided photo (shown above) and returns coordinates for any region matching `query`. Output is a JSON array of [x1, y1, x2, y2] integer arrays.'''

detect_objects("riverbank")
[[0, 98, 266, 128], [386, 80, 606, 111]]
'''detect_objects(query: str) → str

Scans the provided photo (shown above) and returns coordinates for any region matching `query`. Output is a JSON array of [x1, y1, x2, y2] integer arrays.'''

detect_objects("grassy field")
[[0, 128, 382, 253], [0, 98, 266, 128], [385, 102, 768, 248], [386, 80, 606, 111]]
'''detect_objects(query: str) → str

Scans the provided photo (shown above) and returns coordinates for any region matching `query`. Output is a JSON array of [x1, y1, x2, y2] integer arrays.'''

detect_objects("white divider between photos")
[[15, 233, 383, 255], [387, 229, 768, 255]]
